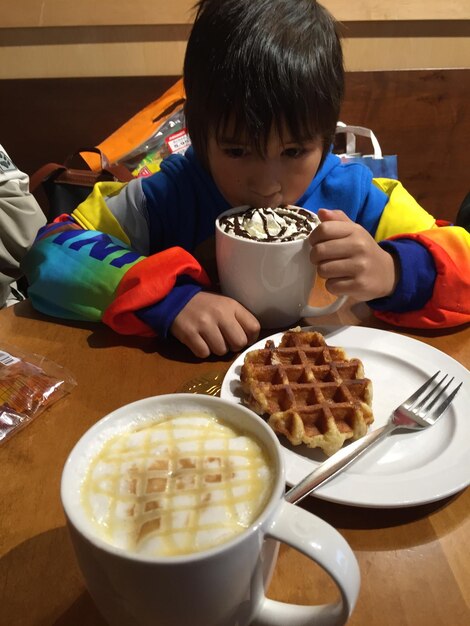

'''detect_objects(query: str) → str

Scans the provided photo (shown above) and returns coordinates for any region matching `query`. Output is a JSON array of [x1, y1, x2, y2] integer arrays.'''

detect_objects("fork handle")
[[285, 422, 396, 505]]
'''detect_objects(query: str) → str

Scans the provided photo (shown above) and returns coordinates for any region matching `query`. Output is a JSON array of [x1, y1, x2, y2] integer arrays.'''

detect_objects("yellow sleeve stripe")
[[373, 178, 436, 241], [71, 181, 131, 245]]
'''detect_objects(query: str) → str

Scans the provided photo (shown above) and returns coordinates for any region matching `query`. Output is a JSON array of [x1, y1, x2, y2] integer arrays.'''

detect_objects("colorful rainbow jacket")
[[22, 149, 470, 336]]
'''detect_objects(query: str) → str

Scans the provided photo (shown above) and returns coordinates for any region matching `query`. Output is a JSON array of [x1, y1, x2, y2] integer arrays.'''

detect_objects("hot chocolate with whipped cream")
[[217, 206, 319, 242], [215, 203, 340, 328]]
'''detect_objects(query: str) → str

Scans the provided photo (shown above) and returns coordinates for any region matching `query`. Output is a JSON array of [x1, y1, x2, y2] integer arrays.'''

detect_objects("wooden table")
[[1, 296, 469, 626]]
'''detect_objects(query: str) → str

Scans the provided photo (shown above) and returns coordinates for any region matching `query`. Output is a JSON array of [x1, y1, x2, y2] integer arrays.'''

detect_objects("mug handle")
[[301, 295, 348, 318], [253, 500, 360, 626]]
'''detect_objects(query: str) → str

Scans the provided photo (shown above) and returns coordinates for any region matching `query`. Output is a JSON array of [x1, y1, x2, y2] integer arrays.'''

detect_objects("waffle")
[[240, 329, 374, 456]]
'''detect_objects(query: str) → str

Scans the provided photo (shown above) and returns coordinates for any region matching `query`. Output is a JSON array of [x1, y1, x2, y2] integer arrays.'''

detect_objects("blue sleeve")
[[368, 239, 437, 312], [141, 149, 229, 254], [135, 278, 202, 337]]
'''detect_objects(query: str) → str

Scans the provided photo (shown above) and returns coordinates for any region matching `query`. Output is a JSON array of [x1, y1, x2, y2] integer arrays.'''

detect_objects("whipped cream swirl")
[[218, 207, 318, 242]]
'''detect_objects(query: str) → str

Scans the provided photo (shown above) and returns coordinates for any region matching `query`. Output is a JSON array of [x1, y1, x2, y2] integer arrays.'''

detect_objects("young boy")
[[22, 0, 470, 357], [1, 143, 46, 308]]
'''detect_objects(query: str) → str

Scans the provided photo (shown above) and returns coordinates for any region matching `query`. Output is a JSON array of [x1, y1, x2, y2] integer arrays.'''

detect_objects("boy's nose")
[[249, 163, 282, 201]]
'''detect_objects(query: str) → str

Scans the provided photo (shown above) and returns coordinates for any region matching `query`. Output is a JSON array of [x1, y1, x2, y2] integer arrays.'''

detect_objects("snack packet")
[[117, 108, 191, 178], [0, 342, 77, 443]]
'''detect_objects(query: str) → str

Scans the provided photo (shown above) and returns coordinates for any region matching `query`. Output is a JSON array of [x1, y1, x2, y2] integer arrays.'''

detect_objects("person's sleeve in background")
[[0, 144, 47, 306]]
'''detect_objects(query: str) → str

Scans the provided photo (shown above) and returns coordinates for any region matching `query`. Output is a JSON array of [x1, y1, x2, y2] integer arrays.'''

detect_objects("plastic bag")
[[117, 107, 191, 178], [0, 342, 77, 443], [335, 122, 398, 179]]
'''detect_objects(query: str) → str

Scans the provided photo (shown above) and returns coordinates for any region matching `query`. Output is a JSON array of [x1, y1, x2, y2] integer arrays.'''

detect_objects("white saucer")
[[220, 326, 470, 508]]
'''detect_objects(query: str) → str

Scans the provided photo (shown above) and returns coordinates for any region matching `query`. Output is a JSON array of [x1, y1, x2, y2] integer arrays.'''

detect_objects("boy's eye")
[[282, 147, 305, 158], [222, 147, 248, 158]]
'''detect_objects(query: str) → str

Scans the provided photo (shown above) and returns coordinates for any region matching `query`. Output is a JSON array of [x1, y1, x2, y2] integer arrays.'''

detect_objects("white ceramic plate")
[[220, 326, 470, 508]]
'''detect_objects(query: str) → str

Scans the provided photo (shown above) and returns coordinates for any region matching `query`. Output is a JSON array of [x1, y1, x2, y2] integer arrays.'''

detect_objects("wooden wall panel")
[[1, 25, 469, 78], [325, 0, 470, 21], [0, 76, 178, 176], [1, 1, 469, 78], [340, 20, 470, 71], [1, 70, 468, 222], [0, 0, 194, 28], [2, 0, 469, 27], [339, 70, 470, 220]]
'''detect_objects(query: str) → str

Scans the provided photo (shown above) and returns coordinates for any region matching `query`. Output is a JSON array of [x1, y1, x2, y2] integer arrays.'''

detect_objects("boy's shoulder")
[[299, 152, 390, 230], [142, 147, 212, 194], [302, 152, 377, 205], [318, 152, 374, 187], [158, 147, 206, 178]]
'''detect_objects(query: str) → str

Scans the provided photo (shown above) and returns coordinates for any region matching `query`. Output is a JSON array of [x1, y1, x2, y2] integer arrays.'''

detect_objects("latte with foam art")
[[80, 412, 273, 557]]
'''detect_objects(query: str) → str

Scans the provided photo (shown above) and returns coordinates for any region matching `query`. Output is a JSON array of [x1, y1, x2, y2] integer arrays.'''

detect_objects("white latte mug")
[[61, 394, 360, 626], [216, 205, 347, 328]]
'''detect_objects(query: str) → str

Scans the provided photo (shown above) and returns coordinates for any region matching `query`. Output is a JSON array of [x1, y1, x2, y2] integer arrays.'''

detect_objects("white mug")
[[215, 206, 347, 328], [61, 394, 360, 626]]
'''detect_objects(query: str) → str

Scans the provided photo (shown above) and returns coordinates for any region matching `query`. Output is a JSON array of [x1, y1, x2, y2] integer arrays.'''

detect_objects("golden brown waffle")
[[240, 329, 374, 456]]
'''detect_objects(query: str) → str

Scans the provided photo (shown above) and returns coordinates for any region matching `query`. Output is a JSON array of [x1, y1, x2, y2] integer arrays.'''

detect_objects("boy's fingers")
[[180, 333, 211, 359], [309, 219, 353, 246], [171, 296, 260, 357], [235, 308, 261, 344], [200, 327, 230, 356], [219, 322, 249, 353], [317, 208, 351, 223]]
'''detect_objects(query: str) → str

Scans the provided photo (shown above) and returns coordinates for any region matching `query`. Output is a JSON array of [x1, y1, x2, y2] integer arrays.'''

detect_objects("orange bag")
[[31, 80, 187, 217], [81, 79, 187, 174]]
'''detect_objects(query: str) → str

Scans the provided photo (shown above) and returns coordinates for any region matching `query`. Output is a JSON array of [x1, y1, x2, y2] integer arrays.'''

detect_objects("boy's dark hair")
[[183, 0, 344, 168]]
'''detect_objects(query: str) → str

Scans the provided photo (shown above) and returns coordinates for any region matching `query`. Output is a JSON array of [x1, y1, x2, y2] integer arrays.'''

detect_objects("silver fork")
[[285, 371, 462, 505]]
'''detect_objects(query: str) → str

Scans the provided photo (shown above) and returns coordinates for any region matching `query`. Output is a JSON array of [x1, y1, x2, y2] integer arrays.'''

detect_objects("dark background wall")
[[1, 69, 468, 222]]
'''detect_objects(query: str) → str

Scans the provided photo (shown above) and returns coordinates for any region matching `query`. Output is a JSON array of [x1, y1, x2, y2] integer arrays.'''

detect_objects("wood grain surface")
[[0, 295, 468, 626], [2, 69, 468, 223], [3, 0, 469, 28]]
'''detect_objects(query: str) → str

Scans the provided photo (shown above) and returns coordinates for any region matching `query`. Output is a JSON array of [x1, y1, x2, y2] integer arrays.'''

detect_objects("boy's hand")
[[309, 209, 399, 301], [170, 291, 260, 358]]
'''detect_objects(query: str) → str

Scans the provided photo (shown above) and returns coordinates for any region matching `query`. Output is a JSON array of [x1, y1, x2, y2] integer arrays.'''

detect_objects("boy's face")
[[207, 126, 324, 208]]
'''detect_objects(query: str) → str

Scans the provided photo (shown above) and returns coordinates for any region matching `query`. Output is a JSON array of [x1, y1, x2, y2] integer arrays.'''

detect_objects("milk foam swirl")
[[218, 207, 318, 242], [80, 413, 273, 557]]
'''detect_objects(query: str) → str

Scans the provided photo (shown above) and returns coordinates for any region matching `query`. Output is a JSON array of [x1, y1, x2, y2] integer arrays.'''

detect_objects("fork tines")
[[406, 370, 462, 424]]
